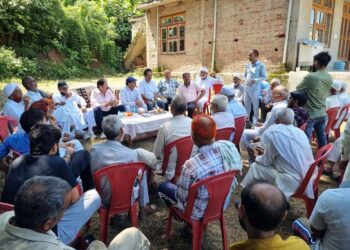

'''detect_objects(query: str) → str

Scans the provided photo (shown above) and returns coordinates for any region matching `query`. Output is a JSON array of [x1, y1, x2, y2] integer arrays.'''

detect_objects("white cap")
[[232, 72, 242, 79], [199, 67, 208, 73], [3, 83, 19, 97]]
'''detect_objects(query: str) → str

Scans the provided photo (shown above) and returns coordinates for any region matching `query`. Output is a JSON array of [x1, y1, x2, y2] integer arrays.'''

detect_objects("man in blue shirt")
[[244, 49, 267, 125], [0, 109, 45, 162]]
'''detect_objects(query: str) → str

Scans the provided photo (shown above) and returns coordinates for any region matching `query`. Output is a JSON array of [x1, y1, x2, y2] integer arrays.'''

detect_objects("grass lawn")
[[0, 76, 339, 249]]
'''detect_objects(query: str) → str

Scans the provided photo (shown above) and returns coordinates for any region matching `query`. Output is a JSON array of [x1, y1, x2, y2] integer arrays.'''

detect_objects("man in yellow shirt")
[[230, 182, 309, 250]]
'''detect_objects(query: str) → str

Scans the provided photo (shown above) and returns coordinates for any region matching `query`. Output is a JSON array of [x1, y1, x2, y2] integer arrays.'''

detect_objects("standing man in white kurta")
[[195, 67, 222, 112], [244, 49, 267, 125], [52, 81, 96, 134], [241, 108, 315, 199]]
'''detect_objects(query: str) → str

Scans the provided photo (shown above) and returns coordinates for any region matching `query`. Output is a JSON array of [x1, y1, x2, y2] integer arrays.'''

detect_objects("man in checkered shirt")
[[158, 70, 179, 111], [158, 114, 242, 220]]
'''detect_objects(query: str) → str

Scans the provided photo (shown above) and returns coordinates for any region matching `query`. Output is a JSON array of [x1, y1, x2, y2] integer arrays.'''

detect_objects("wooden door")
[[338, 2, 350, 62]]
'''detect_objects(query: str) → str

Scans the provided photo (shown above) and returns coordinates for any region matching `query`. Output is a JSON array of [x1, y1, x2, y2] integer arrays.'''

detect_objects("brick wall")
[[144, 0, 289, 76]]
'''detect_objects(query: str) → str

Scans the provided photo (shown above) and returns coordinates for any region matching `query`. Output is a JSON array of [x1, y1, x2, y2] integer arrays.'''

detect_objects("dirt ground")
[[0, 136, 336, 249]]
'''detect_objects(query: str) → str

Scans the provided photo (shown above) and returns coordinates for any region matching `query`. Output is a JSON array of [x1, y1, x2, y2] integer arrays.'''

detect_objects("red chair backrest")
[[233, 116, 246, 147], [299, 122, 307, 131], [0, 116, 17, 141], [162, 136, 194, 181], [212, 83, 223, 95], [0, 202, 14, 214], [334, 103, 350, 127], [294, 144, 333, 196], [215, 127, 235, 141], [183, 170, 239, 223], [325, 107, 340, 134], [93, 163, 146, 214]]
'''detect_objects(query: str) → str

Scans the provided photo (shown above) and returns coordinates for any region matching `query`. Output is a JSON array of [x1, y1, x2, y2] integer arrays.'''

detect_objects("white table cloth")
[[121, 112, 173, 139]]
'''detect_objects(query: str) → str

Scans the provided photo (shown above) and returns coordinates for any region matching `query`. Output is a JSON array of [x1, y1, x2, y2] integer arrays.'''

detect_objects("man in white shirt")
[[153, 94, 192, 180], [338, 82, 350, 106], [120, 76, 146, 112], [241, 108, 315, 200], [211, 94, 235, 129], [326, 80, 342, 110], [22, 76, 48, 104], [195, 67, 222, 111], [232, 73, 244, 103], [139, 68, 167, 111], [52, 81, 96, 134], [2, 83, 30, 122], [240, 85, 289, 150], [90, 78, 126, 133], [260, 78, 281, 122], [220, 86, 247, 118]]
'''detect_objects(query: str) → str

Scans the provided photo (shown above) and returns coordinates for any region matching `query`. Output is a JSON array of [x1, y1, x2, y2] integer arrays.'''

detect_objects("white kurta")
[[241, 124, 315, 199], [25, 90, 43, 104], [212, 112, 235, 129], [333, 92, 350, 129], [195, 76, 222, 110], [2, 99, 25, 122], [52, 92, 96, 131], [326, 95, 342, 111]]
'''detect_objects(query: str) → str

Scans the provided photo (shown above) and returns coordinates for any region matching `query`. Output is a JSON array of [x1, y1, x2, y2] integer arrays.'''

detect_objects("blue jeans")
[[187, 101, 197, 118], [158, 181, 177, 207], [93, 105, 126, 130], [305, 116, 327, 148], [145, 100, 167, 111]]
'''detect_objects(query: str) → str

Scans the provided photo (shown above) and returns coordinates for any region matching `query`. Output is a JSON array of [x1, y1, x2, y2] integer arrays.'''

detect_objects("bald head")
[[271, 85, 289, 103], [241, 182, 289, 231], [171, 94, 187, 115], [192, 115, 217, 146]]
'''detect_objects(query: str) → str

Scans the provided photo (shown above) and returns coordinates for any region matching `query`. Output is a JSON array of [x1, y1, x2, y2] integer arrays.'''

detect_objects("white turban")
[[199, 67, 208, 73], [331, 80, 342, 92], [3, 83, 19, 97]]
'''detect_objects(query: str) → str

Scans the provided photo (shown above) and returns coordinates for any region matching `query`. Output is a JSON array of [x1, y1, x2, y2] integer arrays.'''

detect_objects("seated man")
[[2, 83, 30, 122], [232, 73, 244, 103], [120, 76, 146, 112], [195, 67, 222, 111], [1, 124, 100, 244], [241, 108, 315, 200], [139, 68, 167, 111], [0, 176, 150, 250], [153, 94, 192, 180], [211, 94, 235, 129], [288, 90, 309, 127], [22, 76, 48, 104], [333, 82, 350, 130], [240, 85, 289, 150], [52, 80, 96, 135], [90, 78, 126, 133], [90, 115, 154, 217], [220, 86, 247, 118], [158, 70, 180, 110], [0, 109, 45, 161], [158, 115, 242, 220], [260, 78, 280, 122], [178, 72, 205, 118], [326, 80, 342, 110], [231, 182, 309, 249], [293, 167, 350, 249]]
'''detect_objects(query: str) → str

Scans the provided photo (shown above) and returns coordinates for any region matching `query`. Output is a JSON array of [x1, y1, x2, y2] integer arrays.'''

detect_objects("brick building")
[[124, 0, 350, 74]]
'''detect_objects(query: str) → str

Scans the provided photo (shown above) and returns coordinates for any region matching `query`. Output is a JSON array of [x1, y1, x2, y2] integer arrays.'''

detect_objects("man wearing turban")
[[2, 83, 30, 122]]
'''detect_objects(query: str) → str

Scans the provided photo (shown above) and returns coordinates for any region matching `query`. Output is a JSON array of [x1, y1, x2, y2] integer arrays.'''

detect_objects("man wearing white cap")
[[220, 86, 247, 118], [232, 73, 244, 103], [2, 83, 30, 122], [244, 49, 267, 125], [195, 67, 222, 111], [326, 80, 342, 111]]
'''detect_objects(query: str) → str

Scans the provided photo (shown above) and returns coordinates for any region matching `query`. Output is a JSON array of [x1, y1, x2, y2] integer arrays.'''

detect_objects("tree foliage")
[[0, 0, 141, 79]]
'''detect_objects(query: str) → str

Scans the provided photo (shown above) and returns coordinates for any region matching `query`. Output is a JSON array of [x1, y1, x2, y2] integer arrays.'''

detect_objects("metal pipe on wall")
[[211, 0, 218, 72]]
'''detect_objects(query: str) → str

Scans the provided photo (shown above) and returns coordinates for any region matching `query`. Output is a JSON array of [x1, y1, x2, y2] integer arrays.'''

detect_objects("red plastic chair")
[[160, 136, 193, 183], [212, 83, 223, 95], [93, 162, 146, 243], [233, 116, 246, 151], [299, 122, 307, 131], [291, 143, 333, 218], [325, 107, 340, 139], [332, 103, 350, 139], [0, 202, 14, 214], [0, 116, 17, 141], [166, 170, 240, 250], [215, 127, 235, 141], [202, 88, 211, 114]]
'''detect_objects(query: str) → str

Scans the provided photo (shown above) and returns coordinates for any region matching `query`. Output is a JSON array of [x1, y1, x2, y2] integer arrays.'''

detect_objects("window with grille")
[[160, 13, 185, 54], [309, 0, 335, 47]]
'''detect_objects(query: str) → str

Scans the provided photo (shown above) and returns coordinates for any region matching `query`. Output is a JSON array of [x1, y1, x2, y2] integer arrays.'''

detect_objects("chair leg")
[[99, 209, 109, 244], [130, 203, 138, 227], [304, 198, 315, 218], [166, 209, 174, 240], [220, 216, 228, 250], [192, 222, 204, 250], [334, 128, 340, 139]]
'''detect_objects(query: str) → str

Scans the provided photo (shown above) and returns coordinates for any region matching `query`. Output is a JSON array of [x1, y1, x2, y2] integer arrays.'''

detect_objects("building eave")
[[138, 0, 182, 10]]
